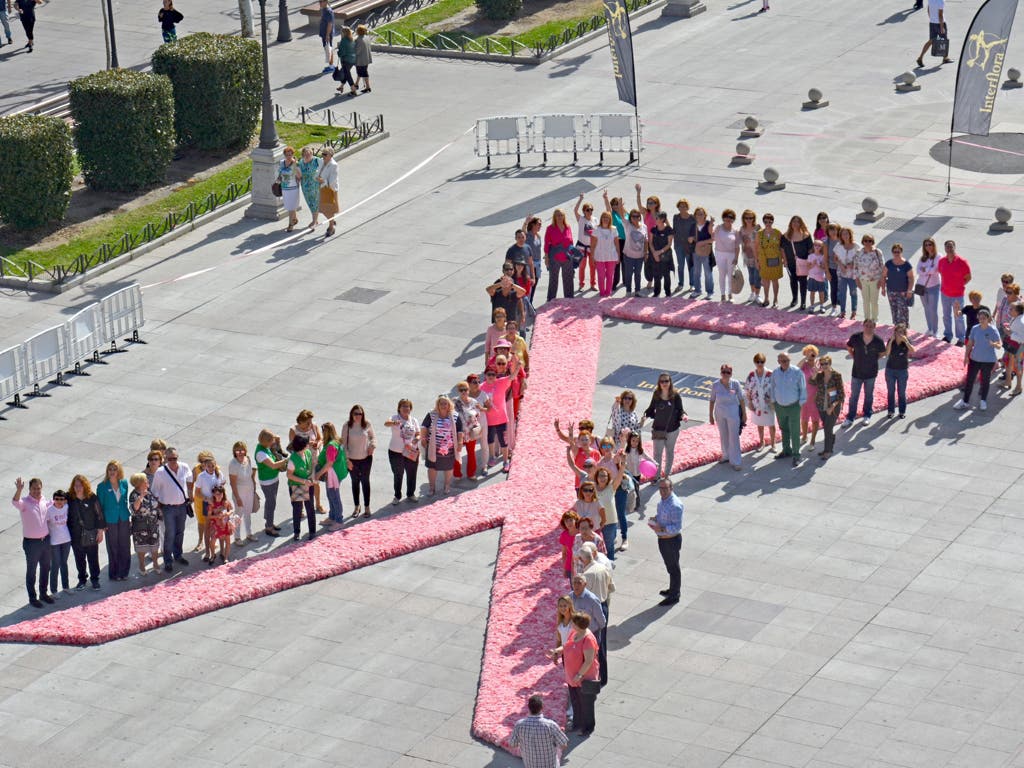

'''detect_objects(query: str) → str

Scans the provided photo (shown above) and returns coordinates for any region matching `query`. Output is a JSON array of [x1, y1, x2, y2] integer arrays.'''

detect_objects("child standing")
[[129, 474, 163, 576], [194, 452, 224, 563], [206, 486, 235, 563], [806, 240, 829, 314], [47, 489, 72, 596], [158, 0, 183, 43]]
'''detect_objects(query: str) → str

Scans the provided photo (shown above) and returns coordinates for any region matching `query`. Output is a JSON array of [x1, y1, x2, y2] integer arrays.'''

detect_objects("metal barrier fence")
[[2, 284, 144, 415], [475, 112, 642, 167]]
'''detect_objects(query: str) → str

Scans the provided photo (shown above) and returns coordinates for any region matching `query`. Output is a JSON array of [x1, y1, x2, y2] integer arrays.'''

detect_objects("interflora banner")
[[951, 0, 1019, 136]]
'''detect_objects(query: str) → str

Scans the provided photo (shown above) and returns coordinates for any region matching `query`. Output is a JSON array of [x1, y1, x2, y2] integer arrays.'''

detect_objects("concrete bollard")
[[896, 71, 921, 92], [732, 142, 754, 165], [758, 167, 785, 191], [990, 207, 1014, 232], [1005, 68, 1023, 89], [802, 88, 829, 110], [740, 116, 763, 138], [855, 197, 885, 223]]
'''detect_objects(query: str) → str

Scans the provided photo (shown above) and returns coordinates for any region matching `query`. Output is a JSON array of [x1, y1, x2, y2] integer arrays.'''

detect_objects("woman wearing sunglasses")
[[609, 390, 641, 449], [641, 374, 686, 479]]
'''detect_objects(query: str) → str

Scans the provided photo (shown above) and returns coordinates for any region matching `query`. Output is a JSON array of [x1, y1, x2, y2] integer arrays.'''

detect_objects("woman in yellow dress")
[[756, 212, 783, 307]]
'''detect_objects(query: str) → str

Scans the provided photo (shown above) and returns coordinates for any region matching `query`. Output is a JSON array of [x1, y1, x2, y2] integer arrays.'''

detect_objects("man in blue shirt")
[[650, 478, 683, 605], [771, 352, 807, 466]]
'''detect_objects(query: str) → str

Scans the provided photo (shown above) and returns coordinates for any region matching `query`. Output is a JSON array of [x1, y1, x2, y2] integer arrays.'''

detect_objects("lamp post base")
[[246, 146, 286, 220]]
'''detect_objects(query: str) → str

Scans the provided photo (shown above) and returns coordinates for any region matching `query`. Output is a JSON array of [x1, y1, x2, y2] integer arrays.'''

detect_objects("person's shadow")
[[879, 6, 919, 25]]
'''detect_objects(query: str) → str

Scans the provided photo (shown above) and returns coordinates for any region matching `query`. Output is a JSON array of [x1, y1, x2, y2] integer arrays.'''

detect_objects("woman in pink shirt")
[[544, 209, 574, 301], [559, 612, 600, 734], [480, 359, 514, 472]]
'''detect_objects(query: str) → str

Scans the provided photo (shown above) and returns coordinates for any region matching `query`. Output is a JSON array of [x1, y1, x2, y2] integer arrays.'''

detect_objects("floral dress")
[[745, 370, 775, 427], [297, 156, 322, 215], [757, 228, 783, 281], [128, 489, 162, 551]]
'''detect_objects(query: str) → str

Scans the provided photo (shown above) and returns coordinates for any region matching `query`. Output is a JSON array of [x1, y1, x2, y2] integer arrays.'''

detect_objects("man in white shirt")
[[149, 447, 193, 572], [917, 0, 952, 67]]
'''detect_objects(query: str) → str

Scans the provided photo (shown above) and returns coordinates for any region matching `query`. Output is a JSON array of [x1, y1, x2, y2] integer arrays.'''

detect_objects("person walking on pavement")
[[508, 695, 568, 766], [354, 24, 372, 93], [917, 0, 952, 67], [771, 352, 807, 466], [12, 477, 52, 608], [318, 0, 335, 74], [0, 0, 14, 47], [158, 0, 183, 43], [650, 478, 683, 605], [335, 25, 357, 97], [13, 0, 40, 52]]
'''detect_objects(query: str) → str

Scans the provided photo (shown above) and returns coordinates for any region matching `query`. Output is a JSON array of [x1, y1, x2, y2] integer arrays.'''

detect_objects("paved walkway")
[[2, 0, 1024, 765]]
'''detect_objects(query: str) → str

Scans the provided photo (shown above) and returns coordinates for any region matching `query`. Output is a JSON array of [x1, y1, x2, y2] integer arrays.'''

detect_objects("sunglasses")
[[724, 215, 735, 221], [486, 372, 496, 377], [764, 217, 774, 222], [503, 267, 514, 273], [458, 388, 468, 392], [659, 379, 671, 384], [622, 396, 633, 401]]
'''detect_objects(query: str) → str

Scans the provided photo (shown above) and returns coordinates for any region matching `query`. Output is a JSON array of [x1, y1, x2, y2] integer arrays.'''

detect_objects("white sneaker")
[[953, 400, 969, 410], [842, 419, 853, 428], [862, 416, 871, 425], [980, 400, 988, 411]]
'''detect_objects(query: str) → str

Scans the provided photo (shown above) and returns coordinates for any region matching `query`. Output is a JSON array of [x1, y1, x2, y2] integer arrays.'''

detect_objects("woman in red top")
[[559, 611, 599, 734], [544, 209, 574, 301]]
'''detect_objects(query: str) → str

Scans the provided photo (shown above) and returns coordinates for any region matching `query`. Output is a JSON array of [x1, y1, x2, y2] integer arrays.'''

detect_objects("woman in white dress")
[[745, 352, 777, 451], [711, 209, 740, 302], [228, 441, 258, 544]]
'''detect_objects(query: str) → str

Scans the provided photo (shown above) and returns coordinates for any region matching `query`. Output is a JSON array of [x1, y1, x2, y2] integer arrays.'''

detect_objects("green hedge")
[[152, 32, 261, 150], [0, 115, 73, 230], [476, 0, 522, 20], [69, 70, 176, 192]]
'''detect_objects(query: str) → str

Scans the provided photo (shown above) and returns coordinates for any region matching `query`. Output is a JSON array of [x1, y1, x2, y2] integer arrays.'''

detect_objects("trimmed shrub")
[[476, 0, 522, 21], [0, 115, 73, 230], [69, 69, 176, 192], [152, 32, 262, 150]]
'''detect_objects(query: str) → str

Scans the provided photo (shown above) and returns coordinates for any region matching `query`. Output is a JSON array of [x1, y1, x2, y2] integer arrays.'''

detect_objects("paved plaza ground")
[[2, 0, 1024, 765]]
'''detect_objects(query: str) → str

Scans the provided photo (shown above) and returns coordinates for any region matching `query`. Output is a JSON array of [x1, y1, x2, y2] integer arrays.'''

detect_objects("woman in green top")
[[287, 435, 316, 541], [315, 422, 348, 529], [335, 26, 357, 97], [297, 146, 322, 230]]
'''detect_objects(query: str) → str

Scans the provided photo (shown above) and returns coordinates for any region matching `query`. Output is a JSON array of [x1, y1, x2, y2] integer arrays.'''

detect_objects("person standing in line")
[[286, 435, 317, 541], [780, 216, 812, 310], [158, 0, 183, 43], [46, 489, 72, 596], [318, 146, 340, 237], [14, 0, 39, 52], [228, 442, 258, 544], [354, 24, 372, 92], [277, 146, 302, 232], [885, 324, 915, 420], [544, 209, 574, 301], [844, 320, 887, 428], [709, 364, 745, 471], [297, 146, 322, 230], [805, 240, 828, 314], [507, 695, 568, 766], [937, 240, 972, 346], [883, 243, 915, 327], [649, 478, 683, 605], [0, 1, 13, 48], [316, 422, 348, 529], [635, 185, 661, 289], [756, 213, 783, 308], [739, 210, 762, 305], [589, 211, 620, 298], [711, 209, 740, 302], [523, 215, 544, 302], [770, 352, 806, 466], [798, 346, 821, 449], [641, 373, 686, 479], [917, 0, 952, 67], [149, 447, 193, 572], [12, 477, 52, 607], [917, 238, 942, 336], [672, 199, 697, 294], [98, 460, 132, 581], [823, 223, 841, 315], [318, 0, 335, 73], [560, 612, 600, 736], [648, 212, 674, 297], [67, 474, 104, 589], [254, 430, 287, 536], [341, 405, 375, 517], [335, 26, 357, 96], [954, 308, 1002, 411], [128, 474, 163, 576], [810, 355, 844, 460], [620, 208, 647, 297], [745, 353, 777, 451], [574, 194, 598, 292], [576, 545, 612, 686], [833, 227, 859, 320], [854, 234, 885, 323], [385, 399, 421, 504]]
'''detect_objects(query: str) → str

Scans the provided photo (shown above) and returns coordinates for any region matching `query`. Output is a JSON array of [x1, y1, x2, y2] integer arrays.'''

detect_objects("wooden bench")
[[298, 0, 394, 29]]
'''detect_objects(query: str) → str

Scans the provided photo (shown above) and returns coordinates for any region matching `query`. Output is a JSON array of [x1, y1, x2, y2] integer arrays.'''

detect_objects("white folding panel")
[[66, 302, 104, 364], [533, 114, 588, 162], [592, 113, 639, 164], [475, 116, 529, 166], [23, 326, 68, 386], [0, 345, 25, 402], [101, 283, 145, 344]]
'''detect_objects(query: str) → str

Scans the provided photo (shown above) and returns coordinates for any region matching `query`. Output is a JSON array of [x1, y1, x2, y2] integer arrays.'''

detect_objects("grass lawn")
[[1, 121, 346, 278], [375, 0, 609, 50]]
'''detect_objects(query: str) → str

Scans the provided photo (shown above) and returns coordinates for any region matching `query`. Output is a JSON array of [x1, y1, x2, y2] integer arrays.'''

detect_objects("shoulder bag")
[[77, 502, 99, 548], [163, 465, 195, 517]]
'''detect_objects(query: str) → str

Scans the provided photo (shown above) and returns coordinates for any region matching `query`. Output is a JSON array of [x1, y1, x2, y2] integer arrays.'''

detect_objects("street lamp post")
[[104, 0, 119, 68], [246, 0, 285, 220], [277, 0, 292, 43]]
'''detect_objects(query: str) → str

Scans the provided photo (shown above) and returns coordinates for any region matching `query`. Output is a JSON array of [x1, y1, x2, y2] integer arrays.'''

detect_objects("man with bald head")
[[771, 352, 806, 466]]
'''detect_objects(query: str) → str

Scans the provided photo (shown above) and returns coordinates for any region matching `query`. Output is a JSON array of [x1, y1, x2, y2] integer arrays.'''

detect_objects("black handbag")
[[271, 181, 283, 197], [581, 679, 601, 696], [913, 283, 926, 296], [932, 35, 949, 57]]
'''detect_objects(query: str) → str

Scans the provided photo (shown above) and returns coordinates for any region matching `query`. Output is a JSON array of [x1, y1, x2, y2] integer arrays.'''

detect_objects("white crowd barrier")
[[2, 283, 145, 414], [474, 113, 641, 167]]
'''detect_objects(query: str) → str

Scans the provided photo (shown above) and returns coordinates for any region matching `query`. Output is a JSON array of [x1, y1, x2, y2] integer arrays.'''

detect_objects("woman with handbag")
[[834, 227, 860, 320], [810, 355, 845, 460], [129, 473, 163, 576], [420, 396, 464, 497], [286, 435, 317, 541], [67, 475, 104, 590], [885, 324, 915, 419], [276, 146, 302, 232], [559, 611, 600, 735], [691, 207, 715, 299], [916, 239, 941, 335], [341, 405, 376, 518], [334, 26, 357, 96], [739, 210, 762, 305], [755, 213, 782, 308], [709, 364, 746, 471], [385, 399, 420, 504], [641, 374, 686, 479], [781, 216, 812, 310], [453, 383, 483, 481], [317, 147, 340, 237], [883, 243, 915, 327], [544, 209, 574, 301], [711, 209, 740, 303], [854, 234, 886, 323]]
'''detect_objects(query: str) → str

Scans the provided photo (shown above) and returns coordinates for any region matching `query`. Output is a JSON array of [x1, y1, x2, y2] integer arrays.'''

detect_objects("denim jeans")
[[886, 367, 909, 415], [674, 244, 693, 289], [0, 8, 11, 41], [49, 541, 71, 593], [922, 285, 940, 335], [22, 536, 51, 601], [622, 256, 643, 293], [613, 486, 628, 541], [163, 503, 188, 563], [941, 293, 966, 342], [692, 254, 714, 294], [847, 376, 877, 420], [601, 523, 618, 561], [747, 263, 762, 290], [325, 486, 344, 523], [837, 277, 858, 314]]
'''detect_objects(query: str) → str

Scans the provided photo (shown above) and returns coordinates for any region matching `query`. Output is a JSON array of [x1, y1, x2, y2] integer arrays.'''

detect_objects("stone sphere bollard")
[[758, 167, 785, 190], [736, 142, 751, 156], [1010, 68, 1022, 80], [808, 88, 822, 102], [740, 115, 764, 137], [896, 71, 921, 91], [744, 116, 759, 131], [1006, 68, 1023, 89], [856, 196, 885, 222], [901, 72, 916, 85], [764, 167, 779, 183], [991, 207, 1014, 231], [862, 197, 879, 214], [732, 141, 754, 165], [803, 88, 829, 109]]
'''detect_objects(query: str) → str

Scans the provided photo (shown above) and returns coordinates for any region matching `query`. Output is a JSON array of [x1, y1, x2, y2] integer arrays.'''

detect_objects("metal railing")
[[1, 110, 386, 285], [369, 0, 656, 59]]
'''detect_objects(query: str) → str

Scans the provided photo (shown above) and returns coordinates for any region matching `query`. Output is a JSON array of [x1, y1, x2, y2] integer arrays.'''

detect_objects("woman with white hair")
[[317, 146, 340, 238], [420, 395, 464, 496]]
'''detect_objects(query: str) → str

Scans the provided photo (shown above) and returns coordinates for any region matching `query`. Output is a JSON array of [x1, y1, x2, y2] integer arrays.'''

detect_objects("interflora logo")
[[966, 30, 1009, 114]]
